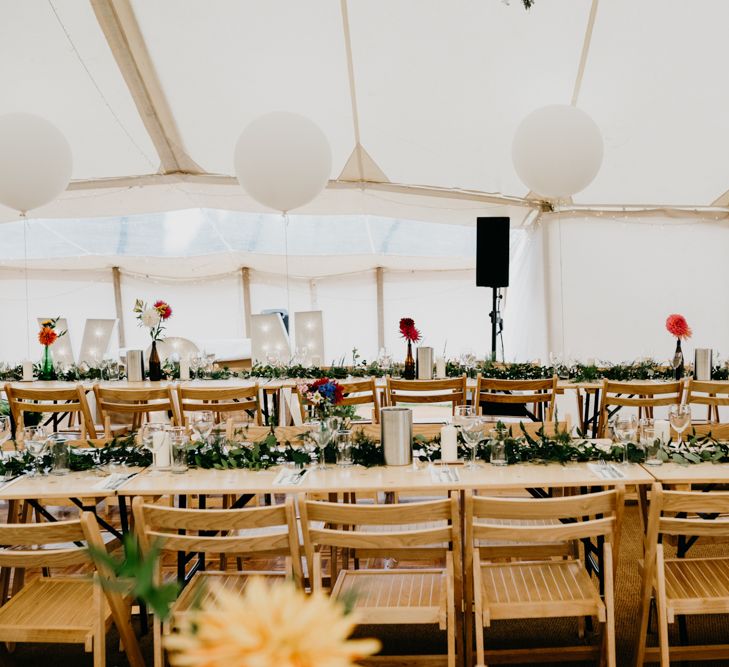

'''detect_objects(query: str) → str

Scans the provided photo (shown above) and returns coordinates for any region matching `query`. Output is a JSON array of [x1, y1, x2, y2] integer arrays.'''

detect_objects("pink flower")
[[399, 317, 421, 343], [666, 314, 692, 339]]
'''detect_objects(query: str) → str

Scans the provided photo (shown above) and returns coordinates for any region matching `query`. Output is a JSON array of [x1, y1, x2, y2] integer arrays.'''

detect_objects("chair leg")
[[93, 621, 106, 667], [655, 549, 670, 666], [604, 550, 616, 667], [154, 616, 165, 667]]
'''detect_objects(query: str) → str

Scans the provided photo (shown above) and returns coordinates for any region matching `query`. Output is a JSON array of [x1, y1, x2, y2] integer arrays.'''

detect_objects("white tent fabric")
[[2, 1, 729, 369], [3, 0, 729, 223]]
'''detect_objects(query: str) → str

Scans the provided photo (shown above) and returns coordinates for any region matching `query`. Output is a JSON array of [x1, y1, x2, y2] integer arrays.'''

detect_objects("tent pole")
[[111, 266, 125, 349], [241, 267, 252, 338], [376, 267, 385, 351]]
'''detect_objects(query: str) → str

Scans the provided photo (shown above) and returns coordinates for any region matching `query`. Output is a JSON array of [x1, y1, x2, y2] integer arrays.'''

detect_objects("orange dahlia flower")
[[38, 326, 58, 346]]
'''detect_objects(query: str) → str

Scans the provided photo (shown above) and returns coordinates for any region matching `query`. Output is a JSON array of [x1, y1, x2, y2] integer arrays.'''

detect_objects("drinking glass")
[[453, 405, 475, 425], [190, 411, 215, 444], [23, 426, 49, 476], [336, 429, 353, 467], [641, 426, 662, 466], [306, 420, 333, 470], [488, 429, 508, 466], [668, 404, 691, 446], [48, 434, 70, 476], [141, 423, 168, 470], [612, 415, 638, 464], [460, 417, 483, 469], [169, 430, 190, 474]]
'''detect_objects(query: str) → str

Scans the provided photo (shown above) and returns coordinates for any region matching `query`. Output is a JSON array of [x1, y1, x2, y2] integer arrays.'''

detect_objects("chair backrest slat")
[[94, 384, 179, 430], [0, 518, 91, 568], [597, 380, 683, 437], [474, 375, 558, 421], [385, 375, 467, 414], [471, 489, 616, 520], [132, 495, 303, 587], [177, 384, 262, 426], [4, 383, 97, 439], [466, 488, 622, 547]]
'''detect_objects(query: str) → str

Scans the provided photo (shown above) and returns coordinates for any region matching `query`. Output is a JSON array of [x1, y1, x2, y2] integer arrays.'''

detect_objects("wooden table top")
[[0, 468, 145, 501], [115, 461, 654, 496], [637, 462, 729, 485], [7, 377, 711, 393]]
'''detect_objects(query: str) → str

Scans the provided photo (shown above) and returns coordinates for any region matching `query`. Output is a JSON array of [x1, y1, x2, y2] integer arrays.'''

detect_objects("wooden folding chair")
[[93, 384, 179, 437], [597, 380, 684, 437], [466, 488, 624, 666], [385, 374, 468, 416], [473, 374, 558, 421], [300, 495, 460, 667], [4, 383, 97, 440], [132, 495, 303, 667], [636, 483, 729, 666], [295, 377, 381, 423], [176, 383, 262, 427], [685, 379, 729, 424], [0, 514, 143, 667]]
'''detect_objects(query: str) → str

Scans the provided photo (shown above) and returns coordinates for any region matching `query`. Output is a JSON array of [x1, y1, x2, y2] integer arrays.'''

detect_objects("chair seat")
[[664, 557, 729, 615], [480, 559, 604, 623], [0, 577, 110, 643], [332, 568, 447, 626], [172, 570, 286, 617]]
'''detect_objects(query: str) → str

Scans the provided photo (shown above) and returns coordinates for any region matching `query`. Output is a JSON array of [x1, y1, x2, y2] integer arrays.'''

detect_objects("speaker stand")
[[489, 288, 504, 362]]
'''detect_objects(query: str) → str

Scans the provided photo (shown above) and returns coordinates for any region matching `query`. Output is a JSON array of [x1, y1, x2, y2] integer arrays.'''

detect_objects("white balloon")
[[234, 112, 331, 212], [0, 113, 73, 213], [512, 105, 603, 199]]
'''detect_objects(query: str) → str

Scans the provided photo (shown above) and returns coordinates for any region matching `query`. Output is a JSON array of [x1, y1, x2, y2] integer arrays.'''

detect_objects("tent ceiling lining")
[[90, 0, 200, 174], [4, 1, 729, 223]]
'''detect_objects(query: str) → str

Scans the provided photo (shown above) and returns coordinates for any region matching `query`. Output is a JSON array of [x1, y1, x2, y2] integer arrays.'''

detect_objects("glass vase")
[[672, 338, 684, 380], [403, 340, 416, 380], [148, 340, 162, 381], [38, 345, 57, 381]]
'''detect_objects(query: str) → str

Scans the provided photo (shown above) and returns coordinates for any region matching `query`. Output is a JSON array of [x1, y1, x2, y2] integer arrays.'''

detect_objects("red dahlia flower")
[[399, 317, 421, 343], [666, 314, 692, 339], [154, 300, 173, 320]]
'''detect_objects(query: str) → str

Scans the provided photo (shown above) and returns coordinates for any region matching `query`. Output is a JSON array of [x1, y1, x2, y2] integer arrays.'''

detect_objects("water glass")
[[641, 426, 662, 466], [170, 432, 189, 474], [336, 430, 353, 467], [668, 404, 691, 446], [190, 411, 215, 443], [489, 430, 508, 466], [23, 426, 48, 476], [612, 415, 638, 464], [48, 434, 70, 475], [141, 423, 170, 470]]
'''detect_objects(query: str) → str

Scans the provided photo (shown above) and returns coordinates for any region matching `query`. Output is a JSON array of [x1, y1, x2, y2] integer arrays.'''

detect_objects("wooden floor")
[[2, 503, 729, 666]]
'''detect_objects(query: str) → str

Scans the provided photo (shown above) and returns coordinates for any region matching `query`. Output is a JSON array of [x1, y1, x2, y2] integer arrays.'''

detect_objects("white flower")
[[141, 307, 161, 328]]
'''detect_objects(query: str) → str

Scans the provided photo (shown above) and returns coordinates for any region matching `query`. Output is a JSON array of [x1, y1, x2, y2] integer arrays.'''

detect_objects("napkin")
[[273, 468, 308, 486], [94, 473, 135, 491], [587, 463, 626, 480]]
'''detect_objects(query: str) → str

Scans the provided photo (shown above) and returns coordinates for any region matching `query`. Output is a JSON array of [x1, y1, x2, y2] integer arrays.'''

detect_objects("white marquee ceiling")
[[2, 0, 729, 225]]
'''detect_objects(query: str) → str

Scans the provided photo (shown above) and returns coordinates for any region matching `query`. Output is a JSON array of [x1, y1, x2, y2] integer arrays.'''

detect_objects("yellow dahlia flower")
[[166, 578, 380, 667]]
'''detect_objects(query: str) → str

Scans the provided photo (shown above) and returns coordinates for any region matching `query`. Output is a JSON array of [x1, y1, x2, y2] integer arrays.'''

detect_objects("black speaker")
[[476, 217, 509, 287]]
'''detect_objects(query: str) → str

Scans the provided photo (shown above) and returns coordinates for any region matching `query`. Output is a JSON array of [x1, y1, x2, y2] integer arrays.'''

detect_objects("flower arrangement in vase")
[[301, 377, 345, 420], [37, 317, 66, 380], [133, 299, 173, 381], [666, 313, 692, 380], [399, 317, 421, 380]]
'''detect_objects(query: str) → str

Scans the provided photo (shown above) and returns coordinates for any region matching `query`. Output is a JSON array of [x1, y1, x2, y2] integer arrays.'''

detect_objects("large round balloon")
[[0, 113, 73, 213], [234, 112, 332, 213], [512, 105, 603, 199]]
